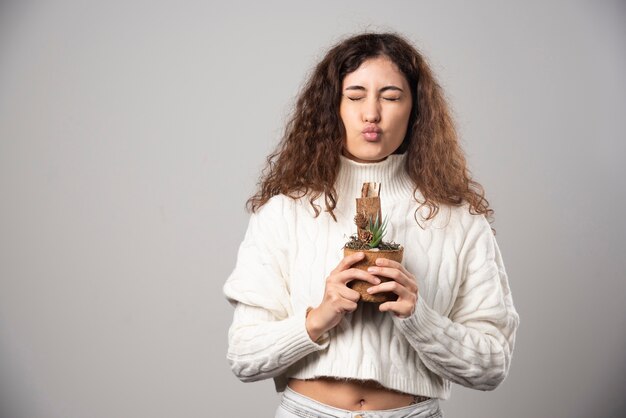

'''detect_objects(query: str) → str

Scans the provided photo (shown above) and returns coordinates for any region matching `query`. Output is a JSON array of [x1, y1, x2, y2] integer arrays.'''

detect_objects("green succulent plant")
[[366, 214, 388, 248]]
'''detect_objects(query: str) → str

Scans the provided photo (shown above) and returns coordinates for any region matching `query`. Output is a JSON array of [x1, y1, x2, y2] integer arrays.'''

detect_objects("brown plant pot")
[[343, 246, 404, 303]]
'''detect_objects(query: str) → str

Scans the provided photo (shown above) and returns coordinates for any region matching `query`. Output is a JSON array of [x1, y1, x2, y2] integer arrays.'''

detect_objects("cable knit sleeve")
[[223, 196, 329, 383], [392, 214, 520, 391]]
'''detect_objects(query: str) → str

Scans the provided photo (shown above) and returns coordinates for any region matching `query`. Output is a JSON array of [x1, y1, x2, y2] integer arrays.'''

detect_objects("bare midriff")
[[287, 377, 421, 411]]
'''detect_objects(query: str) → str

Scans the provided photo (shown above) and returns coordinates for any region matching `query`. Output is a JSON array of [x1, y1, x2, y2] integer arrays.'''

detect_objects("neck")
[[335, 153, 415, 209]]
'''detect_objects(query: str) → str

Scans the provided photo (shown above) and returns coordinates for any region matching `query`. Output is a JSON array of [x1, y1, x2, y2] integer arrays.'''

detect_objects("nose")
[[362, 97, 381, 123]]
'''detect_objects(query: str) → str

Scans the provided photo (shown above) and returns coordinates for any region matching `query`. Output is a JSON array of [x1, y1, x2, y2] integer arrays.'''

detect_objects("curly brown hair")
[[246, 32, 495, 232]]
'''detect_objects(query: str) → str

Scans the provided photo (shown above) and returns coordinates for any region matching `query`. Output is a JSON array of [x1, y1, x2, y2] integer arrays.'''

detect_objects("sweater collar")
[[335, 153, 416, 207]]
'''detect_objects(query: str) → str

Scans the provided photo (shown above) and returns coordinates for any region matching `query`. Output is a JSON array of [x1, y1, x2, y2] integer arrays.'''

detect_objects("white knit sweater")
[[223, 153, 519, 399]]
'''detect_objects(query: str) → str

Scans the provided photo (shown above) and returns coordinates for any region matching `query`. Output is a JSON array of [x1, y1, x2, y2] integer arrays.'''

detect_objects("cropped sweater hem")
[[281, 355, 451, 400]]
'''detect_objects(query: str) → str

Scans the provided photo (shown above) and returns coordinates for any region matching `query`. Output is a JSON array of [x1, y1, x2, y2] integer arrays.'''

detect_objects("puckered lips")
[[362, 124, 382, 141]]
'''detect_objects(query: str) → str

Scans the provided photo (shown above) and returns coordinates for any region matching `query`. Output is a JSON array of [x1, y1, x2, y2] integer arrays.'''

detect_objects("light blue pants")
[[275, 386, 443, 418]]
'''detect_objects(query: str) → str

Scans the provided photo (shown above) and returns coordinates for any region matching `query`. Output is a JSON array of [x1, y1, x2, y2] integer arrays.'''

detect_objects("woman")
[[223, 32, 519, 418]]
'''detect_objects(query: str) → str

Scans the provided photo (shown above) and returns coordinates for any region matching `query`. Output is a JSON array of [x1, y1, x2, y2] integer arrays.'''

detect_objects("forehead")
[[342, 56, 408, 87]]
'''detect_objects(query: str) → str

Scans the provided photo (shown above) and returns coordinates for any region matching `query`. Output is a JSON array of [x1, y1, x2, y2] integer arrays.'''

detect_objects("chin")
[[343, 140, 403, 162], [348, 147, 393, 163], [364, 154, 389, 162]]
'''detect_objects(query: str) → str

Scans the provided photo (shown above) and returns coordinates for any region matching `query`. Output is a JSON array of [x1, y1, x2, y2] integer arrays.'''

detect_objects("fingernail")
[[367, 287, 374, 293], [376, 258, 384, 265], [367, 267, 377, 273]]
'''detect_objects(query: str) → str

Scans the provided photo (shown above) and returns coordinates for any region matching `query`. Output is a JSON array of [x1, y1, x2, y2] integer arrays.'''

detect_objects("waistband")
[[280, 386, 441, 418]]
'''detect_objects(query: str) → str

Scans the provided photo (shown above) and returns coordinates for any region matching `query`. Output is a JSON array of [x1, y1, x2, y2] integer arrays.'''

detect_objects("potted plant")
[[343, 182, 403, 303]]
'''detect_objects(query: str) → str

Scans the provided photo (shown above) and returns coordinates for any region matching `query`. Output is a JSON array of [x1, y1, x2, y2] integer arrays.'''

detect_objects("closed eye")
[[346, 96, 401, 102]]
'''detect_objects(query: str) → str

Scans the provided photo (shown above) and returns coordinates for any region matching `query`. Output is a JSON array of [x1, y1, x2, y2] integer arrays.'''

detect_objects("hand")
[[365, 258, 418, 319], [306, 252, 381, 341]]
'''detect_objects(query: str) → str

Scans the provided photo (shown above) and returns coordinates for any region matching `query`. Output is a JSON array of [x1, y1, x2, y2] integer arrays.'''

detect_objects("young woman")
[[223, 32, 519, 418]]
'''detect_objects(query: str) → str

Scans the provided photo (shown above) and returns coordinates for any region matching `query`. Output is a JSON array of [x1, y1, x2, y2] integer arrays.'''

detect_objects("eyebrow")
[[344, 85, 404, 93]]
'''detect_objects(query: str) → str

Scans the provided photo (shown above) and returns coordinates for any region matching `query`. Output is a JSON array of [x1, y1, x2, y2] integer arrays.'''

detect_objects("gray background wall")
[[1, 0, 624, 417]]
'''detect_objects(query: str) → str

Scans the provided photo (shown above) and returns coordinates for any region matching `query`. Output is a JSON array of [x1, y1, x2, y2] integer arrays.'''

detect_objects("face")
[[339, 56, 412, 163]]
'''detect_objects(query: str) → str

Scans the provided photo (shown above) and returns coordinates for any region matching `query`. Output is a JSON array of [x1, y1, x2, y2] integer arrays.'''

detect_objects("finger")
[[366, 280, 413, 298], [332, 252, 365, 273], [374, 257, 411, 276], [325, 282, 362, 302], [333, 268, 381, 286], [337, 285, 361, 303], [340, 298, 359, 313], [367, 266, 416, 291], [378, 301, 412, 318], [378, 301, 395, 313]]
